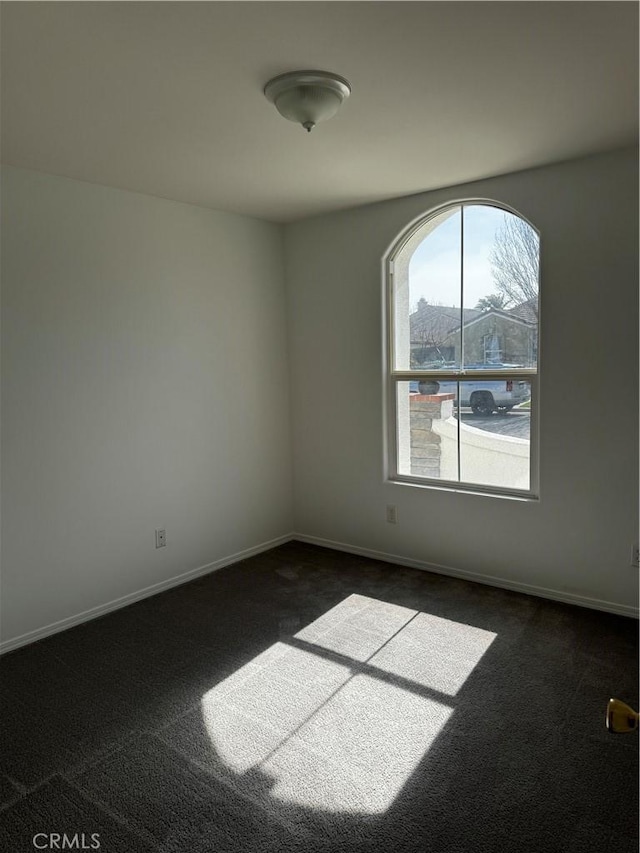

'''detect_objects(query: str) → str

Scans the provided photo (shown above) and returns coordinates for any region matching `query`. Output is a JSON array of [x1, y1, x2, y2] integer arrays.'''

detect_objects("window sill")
[[388, 475, 539, 502]]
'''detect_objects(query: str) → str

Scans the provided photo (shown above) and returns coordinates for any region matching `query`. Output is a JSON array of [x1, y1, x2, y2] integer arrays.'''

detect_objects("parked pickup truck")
[[409, 364, 531, 416]]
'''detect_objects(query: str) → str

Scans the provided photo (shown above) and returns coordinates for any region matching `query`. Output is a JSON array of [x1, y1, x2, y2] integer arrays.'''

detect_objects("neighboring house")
[[410, 298, 537, 366]]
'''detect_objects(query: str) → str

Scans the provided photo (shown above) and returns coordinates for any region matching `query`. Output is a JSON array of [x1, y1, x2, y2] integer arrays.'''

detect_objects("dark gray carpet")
[[1, 541, 638, 852]]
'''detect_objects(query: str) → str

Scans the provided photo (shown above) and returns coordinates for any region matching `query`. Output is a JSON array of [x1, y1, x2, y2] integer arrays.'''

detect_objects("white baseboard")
[[0, 533, 295, 655], [3, 530, 635, 654], [294, 533, 639, 619]]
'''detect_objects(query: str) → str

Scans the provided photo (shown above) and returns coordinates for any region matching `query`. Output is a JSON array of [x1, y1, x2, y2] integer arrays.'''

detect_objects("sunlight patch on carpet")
[[201, 594, 496, 815]]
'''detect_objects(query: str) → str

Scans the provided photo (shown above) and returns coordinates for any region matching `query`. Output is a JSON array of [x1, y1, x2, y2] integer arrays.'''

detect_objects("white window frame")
[[383, 199, 540, 500]]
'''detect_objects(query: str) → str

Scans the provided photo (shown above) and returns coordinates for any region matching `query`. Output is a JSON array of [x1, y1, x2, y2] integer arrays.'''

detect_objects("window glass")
[[388, 202, 539, 497], [462, 205, 538, 371], [407, 208, 461, 370], [396, 380, 459, 481], [393, 208, 461, 371], [457, 379, 532, 491]]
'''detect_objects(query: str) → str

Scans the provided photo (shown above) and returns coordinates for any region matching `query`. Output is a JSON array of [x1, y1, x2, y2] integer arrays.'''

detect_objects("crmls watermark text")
[[32, 833, 101, 850]]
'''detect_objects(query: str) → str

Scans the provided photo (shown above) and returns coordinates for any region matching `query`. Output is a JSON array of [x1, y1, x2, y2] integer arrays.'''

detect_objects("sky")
[[408, 204, 512, 311]]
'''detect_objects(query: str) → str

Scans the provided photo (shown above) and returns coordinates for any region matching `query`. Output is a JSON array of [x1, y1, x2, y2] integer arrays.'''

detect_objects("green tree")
[[475, 293, 507, 312]]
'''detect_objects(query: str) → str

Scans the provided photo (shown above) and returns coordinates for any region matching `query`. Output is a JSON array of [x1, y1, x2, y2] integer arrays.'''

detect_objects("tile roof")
[[410, 301, 536, 342]]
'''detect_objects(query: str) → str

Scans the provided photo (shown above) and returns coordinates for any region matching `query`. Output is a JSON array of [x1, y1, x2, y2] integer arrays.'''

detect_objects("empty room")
[[1, 2, 638, 852]]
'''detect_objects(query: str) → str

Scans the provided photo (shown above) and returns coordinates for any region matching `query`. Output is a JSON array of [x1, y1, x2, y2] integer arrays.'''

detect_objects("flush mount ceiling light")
[[264, 70, 351, 133]]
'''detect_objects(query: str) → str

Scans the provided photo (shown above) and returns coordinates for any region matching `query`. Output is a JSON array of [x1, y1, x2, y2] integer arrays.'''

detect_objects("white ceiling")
[[1, 2, 638, 223]]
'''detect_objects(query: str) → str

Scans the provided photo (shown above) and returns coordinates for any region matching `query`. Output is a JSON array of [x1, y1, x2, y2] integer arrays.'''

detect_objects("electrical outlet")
[[155, 528, 166, 548], [632, 544, 639, 568], [386, 505, 398, 524]]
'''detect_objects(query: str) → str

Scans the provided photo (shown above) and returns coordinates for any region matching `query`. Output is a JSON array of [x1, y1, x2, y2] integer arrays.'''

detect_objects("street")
[[456, 408, 531, 440]]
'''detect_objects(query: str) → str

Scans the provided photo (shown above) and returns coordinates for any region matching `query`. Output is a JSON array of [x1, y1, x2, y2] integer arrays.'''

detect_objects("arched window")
[[385, 201, 539, 497]]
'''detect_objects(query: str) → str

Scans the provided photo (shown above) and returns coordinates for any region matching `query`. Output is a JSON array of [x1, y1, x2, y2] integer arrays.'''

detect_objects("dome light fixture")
[[264, 70, 351, 133]]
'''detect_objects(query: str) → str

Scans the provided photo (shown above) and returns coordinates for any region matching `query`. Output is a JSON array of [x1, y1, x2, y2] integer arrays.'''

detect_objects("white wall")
[[2, 149, 637, 650], [1, 167, 293, 646], [285, 147, 639, 615]]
